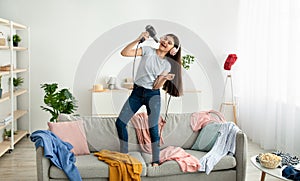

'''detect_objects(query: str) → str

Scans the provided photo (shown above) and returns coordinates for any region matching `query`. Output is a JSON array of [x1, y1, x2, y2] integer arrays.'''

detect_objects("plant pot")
[[0, 88, 2, 98], [13, 42, 18, 47], [3, 135, 8, 141]]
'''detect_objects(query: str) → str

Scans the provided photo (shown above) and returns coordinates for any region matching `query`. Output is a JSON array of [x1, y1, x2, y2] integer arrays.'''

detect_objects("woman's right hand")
[[121, 32, 148, 57], [136, 31, 149, 42]]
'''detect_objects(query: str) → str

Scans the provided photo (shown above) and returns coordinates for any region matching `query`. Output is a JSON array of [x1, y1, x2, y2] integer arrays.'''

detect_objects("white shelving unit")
[[0, 17, 30, 157]]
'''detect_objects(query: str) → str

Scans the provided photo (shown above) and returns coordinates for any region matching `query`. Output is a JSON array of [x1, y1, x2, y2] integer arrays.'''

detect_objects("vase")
[[108, 84, 115, 90]]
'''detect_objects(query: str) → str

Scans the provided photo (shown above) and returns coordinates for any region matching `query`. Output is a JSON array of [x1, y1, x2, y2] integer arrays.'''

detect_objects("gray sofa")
[[35, 113, 248, 181]]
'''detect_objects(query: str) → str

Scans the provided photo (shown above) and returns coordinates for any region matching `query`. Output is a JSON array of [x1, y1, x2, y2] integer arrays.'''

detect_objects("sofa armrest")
[[235, 131, 248, 181], [36, 147, 51, 181]]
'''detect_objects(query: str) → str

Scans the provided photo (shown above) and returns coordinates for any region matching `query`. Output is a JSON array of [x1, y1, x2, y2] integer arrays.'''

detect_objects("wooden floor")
[[0, 137, 37, 181], [0, 137, 283, 181]]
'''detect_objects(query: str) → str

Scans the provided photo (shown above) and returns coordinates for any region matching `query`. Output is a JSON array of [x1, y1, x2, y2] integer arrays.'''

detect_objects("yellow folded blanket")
[[94, 150, 142, 181]]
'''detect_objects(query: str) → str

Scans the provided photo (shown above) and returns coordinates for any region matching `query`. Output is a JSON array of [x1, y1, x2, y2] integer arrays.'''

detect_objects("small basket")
[[259, 153, 282, 169], [0, 38, 5, 46], [0, 64, 12, 71], [0, 32, 6, 46]]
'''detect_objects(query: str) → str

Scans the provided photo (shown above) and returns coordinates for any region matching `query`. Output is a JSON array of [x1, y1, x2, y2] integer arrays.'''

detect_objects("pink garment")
[[160, 146, 200, 172], [131, 112, 166, 153], [190, 110, 226, 131]]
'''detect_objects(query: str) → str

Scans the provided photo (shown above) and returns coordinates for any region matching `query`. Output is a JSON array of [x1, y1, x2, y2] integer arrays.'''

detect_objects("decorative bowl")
[[259, 153, 282, 169]]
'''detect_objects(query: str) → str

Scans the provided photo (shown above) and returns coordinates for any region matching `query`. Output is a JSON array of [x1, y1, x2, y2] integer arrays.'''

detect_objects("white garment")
[[134, 46, 171, 89], [198, 122, 240, 174]]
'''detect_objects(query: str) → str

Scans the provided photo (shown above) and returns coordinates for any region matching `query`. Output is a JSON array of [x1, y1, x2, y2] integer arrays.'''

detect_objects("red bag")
[[224, 54, 237, 70]]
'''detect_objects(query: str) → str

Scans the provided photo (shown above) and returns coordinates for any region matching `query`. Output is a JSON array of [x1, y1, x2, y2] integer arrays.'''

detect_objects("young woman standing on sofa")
[[115, 31, 183, 166]]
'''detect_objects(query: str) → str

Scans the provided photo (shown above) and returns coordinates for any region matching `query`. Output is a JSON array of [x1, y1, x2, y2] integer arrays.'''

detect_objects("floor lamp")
[[220, 54, 238, 124]]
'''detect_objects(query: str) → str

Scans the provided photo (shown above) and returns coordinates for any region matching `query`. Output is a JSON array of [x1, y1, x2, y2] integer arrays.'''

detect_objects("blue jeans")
[[115, 84, 161, 164]]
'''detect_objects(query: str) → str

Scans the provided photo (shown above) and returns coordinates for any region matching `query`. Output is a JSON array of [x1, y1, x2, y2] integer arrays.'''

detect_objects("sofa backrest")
[[82, 113, 199, 152], [160, 113, 199, 149]]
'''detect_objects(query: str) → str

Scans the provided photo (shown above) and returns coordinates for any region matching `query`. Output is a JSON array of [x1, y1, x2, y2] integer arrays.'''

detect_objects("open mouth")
[[160, 43, 167, 48]]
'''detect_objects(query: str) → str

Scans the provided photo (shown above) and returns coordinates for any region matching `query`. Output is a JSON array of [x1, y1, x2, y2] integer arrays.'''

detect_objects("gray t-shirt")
[[134, 46, 171, 89]]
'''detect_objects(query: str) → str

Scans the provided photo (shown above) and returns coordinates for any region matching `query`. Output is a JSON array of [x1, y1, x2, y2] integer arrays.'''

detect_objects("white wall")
[[0, 0, 239, 131]]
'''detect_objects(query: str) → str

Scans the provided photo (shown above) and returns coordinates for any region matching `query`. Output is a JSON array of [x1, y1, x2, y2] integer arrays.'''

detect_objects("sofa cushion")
[[142, 149, 236, 177], [48, 120, 90, 155], [191, 122, 222, 151], [49, 152, 147, 179]]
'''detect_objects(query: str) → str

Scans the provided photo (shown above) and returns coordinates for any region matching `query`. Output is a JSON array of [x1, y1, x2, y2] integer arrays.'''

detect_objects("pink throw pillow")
[[48, 120, 90, 155]]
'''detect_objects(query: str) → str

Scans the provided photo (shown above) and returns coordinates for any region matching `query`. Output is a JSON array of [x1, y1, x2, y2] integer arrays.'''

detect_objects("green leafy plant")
[[9, 77, 24, 87], [13, 34, 21, 43], [40, 83, 78, 122], [182, 54, 195, 70], [14, 77, 24, 87], [8, 77, 24, 91], [3, 129, 17, 138], [12, 34, 21, 47]]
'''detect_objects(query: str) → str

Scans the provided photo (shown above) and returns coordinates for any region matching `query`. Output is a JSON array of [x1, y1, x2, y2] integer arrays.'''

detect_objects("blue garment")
[[282, 166, 300, 181], [30, 130, 82, 181], [116, 84, 161, 164]]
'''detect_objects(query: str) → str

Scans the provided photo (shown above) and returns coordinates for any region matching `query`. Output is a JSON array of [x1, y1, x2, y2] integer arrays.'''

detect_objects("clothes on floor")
[[94, 149, 142, 181], [198, 122, 240, 174], [30, 130, 82, 181], [131, 112, 166, 153], [190, 110, 226, 131], [160, 146, 200, 172]]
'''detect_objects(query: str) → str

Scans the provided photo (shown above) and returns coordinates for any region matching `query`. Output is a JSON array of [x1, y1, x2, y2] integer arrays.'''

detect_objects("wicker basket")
[[259, 153, 282, 169], [0, 64, 11, 71], [0, 38, 5, 46], [0, 32, 6, 46]]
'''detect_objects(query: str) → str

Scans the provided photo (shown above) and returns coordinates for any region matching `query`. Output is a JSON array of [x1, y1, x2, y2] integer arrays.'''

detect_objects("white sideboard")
[[92, 89, 201, 116]]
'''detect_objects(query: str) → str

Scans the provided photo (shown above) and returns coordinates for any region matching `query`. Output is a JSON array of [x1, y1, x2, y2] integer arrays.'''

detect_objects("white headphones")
[[160, 35, 181, 56], [170, 43, 180, 56]]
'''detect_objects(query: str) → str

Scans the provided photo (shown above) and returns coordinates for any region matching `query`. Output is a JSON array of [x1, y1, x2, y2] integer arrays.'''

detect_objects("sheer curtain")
[[235, 0, 300, 156]]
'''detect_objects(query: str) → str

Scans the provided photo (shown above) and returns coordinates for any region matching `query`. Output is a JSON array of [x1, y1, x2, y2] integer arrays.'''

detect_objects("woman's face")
[[159, 35, 175, 53]]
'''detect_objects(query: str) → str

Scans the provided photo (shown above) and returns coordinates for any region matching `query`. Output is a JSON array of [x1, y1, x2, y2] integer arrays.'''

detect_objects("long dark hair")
[[163, 34, 183, 97]]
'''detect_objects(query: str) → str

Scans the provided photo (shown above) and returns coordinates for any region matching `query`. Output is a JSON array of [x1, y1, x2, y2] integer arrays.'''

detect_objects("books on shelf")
[[0, 115, 12, 126]]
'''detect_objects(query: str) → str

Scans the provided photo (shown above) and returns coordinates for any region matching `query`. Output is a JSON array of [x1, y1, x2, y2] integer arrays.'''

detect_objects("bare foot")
[[152, 163, 159, 167]]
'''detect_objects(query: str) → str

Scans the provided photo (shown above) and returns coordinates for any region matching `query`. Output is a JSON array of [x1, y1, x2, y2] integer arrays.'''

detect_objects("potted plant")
[[3, 129, 10, 140], [13, 34, 21, 47], [40, 83, 78, 122], [9, 77, 24, 91], [182, 54, 195, 70], [3, 129, 17, 141]]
